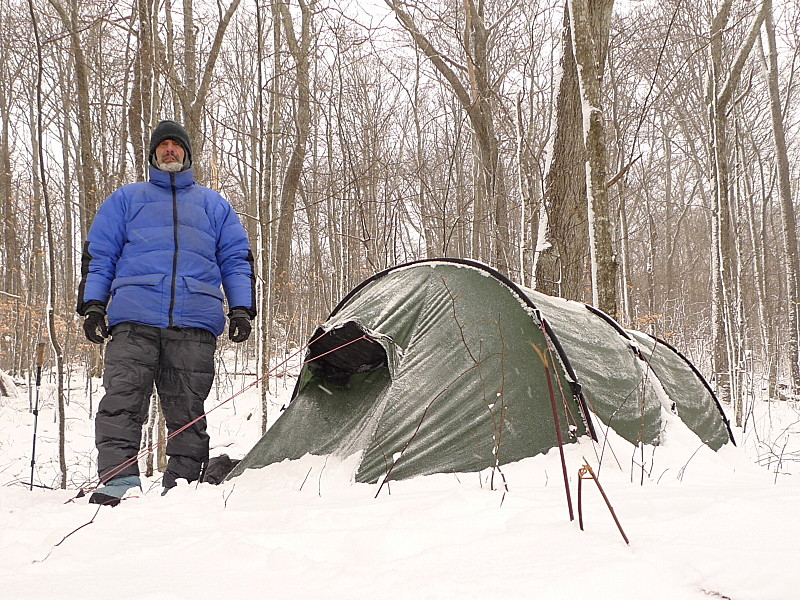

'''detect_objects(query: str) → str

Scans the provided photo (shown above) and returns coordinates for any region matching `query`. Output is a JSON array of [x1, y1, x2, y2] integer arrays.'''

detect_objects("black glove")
[[83, 306, 108, 344], [228, 307, 252, 343]]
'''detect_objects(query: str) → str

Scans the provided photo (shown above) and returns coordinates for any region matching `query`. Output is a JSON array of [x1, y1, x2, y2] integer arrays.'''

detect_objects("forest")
[[0, 0, 798, 443]]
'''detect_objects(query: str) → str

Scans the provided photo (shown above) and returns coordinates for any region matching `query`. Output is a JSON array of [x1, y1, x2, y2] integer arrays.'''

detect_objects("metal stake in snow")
[[577, 459, 629, 545], [29, 342, 46, 491]]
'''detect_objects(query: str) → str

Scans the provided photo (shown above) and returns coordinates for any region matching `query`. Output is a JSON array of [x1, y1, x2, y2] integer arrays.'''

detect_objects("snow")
[[1, 364, 799, 600]]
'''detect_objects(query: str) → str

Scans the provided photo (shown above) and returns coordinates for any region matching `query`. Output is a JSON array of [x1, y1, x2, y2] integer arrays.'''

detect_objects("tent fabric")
[[520, 289, 664, 445], [231, 259, 733, 484], [625, 329, 733, 450]]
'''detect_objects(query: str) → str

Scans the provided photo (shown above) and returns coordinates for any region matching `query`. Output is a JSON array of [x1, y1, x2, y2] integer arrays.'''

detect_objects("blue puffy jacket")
[[77, 166, 256, 336]]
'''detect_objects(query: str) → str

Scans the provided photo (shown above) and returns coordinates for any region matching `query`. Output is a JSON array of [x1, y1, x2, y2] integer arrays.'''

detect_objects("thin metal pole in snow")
[[29, 342, 46, 491], [578, 459, 630, 545], [533, 340, 575, 521]]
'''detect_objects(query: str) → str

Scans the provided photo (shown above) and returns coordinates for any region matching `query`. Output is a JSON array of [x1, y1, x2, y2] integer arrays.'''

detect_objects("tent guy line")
[[66, 332, 369, 502]]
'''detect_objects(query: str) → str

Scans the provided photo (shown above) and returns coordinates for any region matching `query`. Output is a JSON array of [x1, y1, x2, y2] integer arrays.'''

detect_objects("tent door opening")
[[306, 321, 389, 387]]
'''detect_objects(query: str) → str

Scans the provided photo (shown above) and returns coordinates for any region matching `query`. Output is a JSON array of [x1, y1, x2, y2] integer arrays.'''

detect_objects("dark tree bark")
[[536, 7, 589, 301], [568, 0, 617, 316], [47, 0, 99, 233], [273, 0, 313, 316]]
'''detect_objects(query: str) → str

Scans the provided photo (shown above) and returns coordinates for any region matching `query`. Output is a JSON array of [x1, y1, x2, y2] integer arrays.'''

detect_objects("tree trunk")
[[143, 393, 157, 477], [761, 0, 800, 395], [273, 0, 313, 316], [0, 65, 19, 297], [515, 94, 540, 287], [47, 0, 99, 234], [568, 0, 616, 316], [57, 73, 75, 311], [28, 0, 67, 489], [258, 0, 282, 433], [707, 0, 768, 408], [128, 0, 156, 182], [536, 6, 589, 300], [157, 401, 167, 473], [28, 106, 45, 301]]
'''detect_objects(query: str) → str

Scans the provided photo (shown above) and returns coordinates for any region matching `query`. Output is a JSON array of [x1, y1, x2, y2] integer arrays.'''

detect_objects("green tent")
[[230, 259, 733, 484]]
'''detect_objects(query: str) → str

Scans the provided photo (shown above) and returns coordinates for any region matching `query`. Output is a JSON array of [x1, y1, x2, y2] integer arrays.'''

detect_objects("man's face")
[[155, 139, 185, 168]]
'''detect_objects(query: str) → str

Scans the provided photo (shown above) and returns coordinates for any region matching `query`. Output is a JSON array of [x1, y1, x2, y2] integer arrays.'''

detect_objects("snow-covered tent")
[[230, 259, 733, 484]]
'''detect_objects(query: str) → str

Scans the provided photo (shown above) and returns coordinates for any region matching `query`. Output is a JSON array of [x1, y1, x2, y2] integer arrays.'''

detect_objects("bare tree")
[[128, 0, 157, 182], [536, 5, 589, 300], [28, 0, 67, 489], [759, 0, 800, 396], [384, 0, 511, 275], [46, 0, 99, 235], [568, 0, 617, 316], [273, 0, 314, 317], [158, 0, 243, 181], [707, 0, 768, 408], [0, 12, 21, 298]]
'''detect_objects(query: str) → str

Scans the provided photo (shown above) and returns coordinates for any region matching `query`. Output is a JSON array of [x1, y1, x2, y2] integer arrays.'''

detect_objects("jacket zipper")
[[167, 173, 179, 328]]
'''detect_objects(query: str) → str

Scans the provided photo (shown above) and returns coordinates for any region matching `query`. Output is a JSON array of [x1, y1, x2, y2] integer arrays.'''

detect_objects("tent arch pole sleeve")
[[643, 335, 734, 445]]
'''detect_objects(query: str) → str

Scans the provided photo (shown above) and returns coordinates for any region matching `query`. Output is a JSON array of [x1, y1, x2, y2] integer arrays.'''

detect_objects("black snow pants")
[[95, 322, 217, 487]]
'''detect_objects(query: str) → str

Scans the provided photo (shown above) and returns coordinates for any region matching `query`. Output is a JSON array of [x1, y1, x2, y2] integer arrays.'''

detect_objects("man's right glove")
[[228, 307, 252, 343], [83, 305, 108, 344]]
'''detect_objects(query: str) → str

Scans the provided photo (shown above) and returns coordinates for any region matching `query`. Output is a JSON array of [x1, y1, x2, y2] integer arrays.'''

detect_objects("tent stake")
[[577, 459, 630, 545]]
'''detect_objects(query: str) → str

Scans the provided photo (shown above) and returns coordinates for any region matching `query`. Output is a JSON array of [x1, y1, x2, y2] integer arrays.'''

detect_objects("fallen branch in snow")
[[700, 589, 732, 599], [299, 466, 313, 491], [317, 455, 330, 497], [35, 506, 102, 563], [677, 444, 705, 481], [223, 484, 235, 509], [772, 437, 790, 485]]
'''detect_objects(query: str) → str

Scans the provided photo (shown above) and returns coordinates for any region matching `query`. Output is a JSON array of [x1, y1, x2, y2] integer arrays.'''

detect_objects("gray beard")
[[157, 160, 183, 172]]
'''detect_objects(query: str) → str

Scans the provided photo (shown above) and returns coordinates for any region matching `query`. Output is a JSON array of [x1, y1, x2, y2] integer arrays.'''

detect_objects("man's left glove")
[[228, 307, 252, 343], [83, 305, 108, 344]]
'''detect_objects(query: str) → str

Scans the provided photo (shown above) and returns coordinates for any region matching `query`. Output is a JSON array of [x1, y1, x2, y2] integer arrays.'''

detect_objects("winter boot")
[[161, 455, 204, 495], [88, 475, 142, 507]]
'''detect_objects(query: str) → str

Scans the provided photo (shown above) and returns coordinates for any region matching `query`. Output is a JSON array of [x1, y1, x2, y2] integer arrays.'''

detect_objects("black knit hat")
[[148, 120, 192, 169]]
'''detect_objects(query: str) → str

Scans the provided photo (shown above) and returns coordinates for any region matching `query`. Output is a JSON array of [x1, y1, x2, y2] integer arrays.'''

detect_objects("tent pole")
[[535, 344, 575, 521]]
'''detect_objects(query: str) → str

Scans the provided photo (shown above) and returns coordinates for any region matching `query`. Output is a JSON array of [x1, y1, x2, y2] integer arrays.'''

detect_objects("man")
[[76, 120, 256, 506]]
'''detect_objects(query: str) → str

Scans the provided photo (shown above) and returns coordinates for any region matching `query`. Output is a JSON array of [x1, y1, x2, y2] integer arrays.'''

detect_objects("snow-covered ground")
[[1, 359, 798, 600]]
